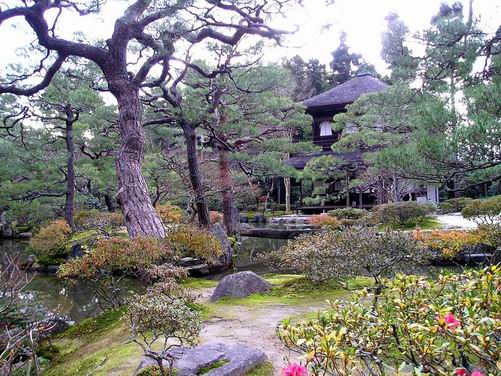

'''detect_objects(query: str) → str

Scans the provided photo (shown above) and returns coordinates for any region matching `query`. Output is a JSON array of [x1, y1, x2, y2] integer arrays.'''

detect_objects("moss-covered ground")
[[42, 274, 367, 375]]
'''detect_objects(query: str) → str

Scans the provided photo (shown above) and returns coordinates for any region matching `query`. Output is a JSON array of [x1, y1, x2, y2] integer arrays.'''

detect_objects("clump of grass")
[[246, 361, 274, 376]]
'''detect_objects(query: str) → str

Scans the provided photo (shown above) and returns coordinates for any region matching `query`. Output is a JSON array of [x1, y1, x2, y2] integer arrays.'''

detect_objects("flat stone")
[[187, 263, 210, 277], [31, 263, 47, 273], [179, 257, 197, 267], [135, 343, 267, 376], [205, 344, 267, 376], [210, 271, 270, 302], [47, 265, 60, 274], [16, 232, 32, 239]]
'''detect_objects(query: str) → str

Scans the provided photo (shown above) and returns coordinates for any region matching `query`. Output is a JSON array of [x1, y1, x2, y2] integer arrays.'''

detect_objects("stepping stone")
[[135, 342, 267, 376]]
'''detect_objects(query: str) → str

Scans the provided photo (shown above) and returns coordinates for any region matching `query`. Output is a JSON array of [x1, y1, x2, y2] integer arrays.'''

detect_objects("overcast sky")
[[1, 0, 500, 76]]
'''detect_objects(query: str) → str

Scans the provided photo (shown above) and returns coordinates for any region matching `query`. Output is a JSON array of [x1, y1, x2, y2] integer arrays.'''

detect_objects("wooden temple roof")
[[303, 73, 388, 110]]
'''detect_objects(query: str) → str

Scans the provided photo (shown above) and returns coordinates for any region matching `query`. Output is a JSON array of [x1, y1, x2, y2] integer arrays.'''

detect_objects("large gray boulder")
[[210, 271, 270, 302], [135, 342, 267, 376]]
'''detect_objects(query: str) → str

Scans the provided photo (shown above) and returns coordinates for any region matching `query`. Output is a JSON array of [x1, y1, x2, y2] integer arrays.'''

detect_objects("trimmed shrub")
[[167, 225, 223, 262], [371, 201, 436, 226], [308, 214, 341, 229], [278, 266, 501, 375], [74, 210, 124, 230], [327, 208, 369, 220], [156, 203, 184, 224], [439, 197, 474, 214], [264, 226, 427, 283], [29, 220, 71, 257], [209, 211, 224, 224], [327, 208, 369, 226], [462, 195, 501, 225]]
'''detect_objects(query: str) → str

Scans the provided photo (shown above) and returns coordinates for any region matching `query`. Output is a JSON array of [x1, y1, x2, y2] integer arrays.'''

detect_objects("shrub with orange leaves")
[[58, 236, 173, 308], [209, 211, 224, 224], [29, 220, 71, 257], [414, 230, 484, 258], [308, 214, 341, 229], [58, 236, 171, 280], [156, 203, 184, 224]]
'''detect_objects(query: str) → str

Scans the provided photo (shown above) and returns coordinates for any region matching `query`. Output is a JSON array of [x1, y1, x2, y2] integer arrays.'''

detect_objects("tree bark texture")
[[112, 81, 165, 238], [284, 176, 291, 212], [217, 144, 237, 235], [182, 124, 210, 228], [64, 111, 76, 231]]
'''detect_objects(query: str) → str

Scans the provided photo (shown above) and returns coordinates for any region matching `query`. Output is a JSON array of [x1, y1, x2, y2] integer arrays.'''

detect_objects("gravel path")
[[435, 213, 479, 229], [197, 289, 328, 371]]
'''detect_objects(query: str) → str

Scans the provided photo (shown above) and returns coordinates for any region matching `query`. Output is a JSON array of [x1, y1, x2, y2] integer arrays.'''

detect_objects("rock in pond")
[[135, 342, 267, 376], [210, 271, 270, 302]]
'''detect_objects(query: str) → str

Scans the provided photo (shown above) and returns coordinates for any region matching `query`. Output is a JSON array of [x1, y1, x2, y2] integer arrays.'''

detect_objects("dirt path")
[[197, 289, 329, 371]]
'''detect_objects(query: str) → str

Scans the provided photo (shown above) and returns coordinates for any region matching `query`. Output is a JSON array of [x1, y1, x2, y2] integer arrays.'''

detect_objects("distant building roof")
[[303, 73, 388, 109], [285, 150, 365, 170]]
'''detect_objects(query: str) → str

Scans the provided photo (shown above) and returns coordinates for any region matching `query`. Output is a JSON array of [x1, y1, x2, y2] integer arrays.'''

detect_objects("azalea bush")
[[370, 201, 436, 227], [308, 214, 341, 229], [58, 237, 172, 308], [462, 196, 501, 225], [74, 210, 124, 231], [278, 266, 501, 376], [264, 226, 427, 283], [156, 203, 184, 224], [166, 224, 223, 262], [29, 219, 71, 259], [414, 229, 485, 259]]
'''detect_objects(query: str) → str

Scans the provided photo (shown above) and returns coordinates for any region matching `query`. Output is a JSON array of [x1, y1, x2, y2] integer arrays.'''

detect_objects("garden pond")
[[0, 236, 288, 322]]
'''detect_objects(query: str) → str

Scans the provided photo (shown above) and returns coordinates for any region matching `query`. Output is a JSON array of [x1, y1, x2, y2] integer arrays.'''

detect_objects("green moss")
[[213, 276, 372, 307], [181, 277, 218, 289], [137, 365, 163, 376], [61, 306, 127, 339], [246, 361, 274, 376], [197, 359, 229, 374], [37, 253, 67, 266], [37, 344, 60, 360]]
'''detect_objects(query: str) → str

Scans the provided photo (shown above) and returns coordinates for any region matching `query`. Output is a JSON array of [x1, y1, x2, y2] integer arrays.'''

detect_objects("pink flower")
[[455, 368, 468, 376], [444, 312, 460, 329], [282, 363, 308, 376], [436, 312, 460, 330], [471, 371, 485, 376]]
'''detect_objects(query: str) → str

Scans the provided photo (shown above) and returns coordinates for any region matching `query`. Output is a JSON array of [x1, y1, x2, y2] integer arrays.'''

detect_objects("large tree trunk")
[[284, 176, 291, 213], [64, 112, 76, 231], [217, 144, 237, 235], [112, 81, 165, 238], [182, 124, 210, 228]]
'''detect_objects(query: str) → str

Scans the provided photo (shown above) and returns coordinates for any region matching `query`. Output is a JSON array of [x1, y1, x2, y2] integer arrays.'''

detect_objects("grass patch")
[[181, 277, 218, 289], [246, 361, 274, 376], [197, 359, 229, 374], [379, 217, 442, 231], [212, 276, 372, 307]]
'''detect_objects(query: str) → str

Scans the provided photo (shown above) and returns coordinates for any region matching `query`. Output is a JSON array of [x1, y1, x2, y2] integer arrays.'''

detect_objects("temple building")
[[286, 73, 439, 213]]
